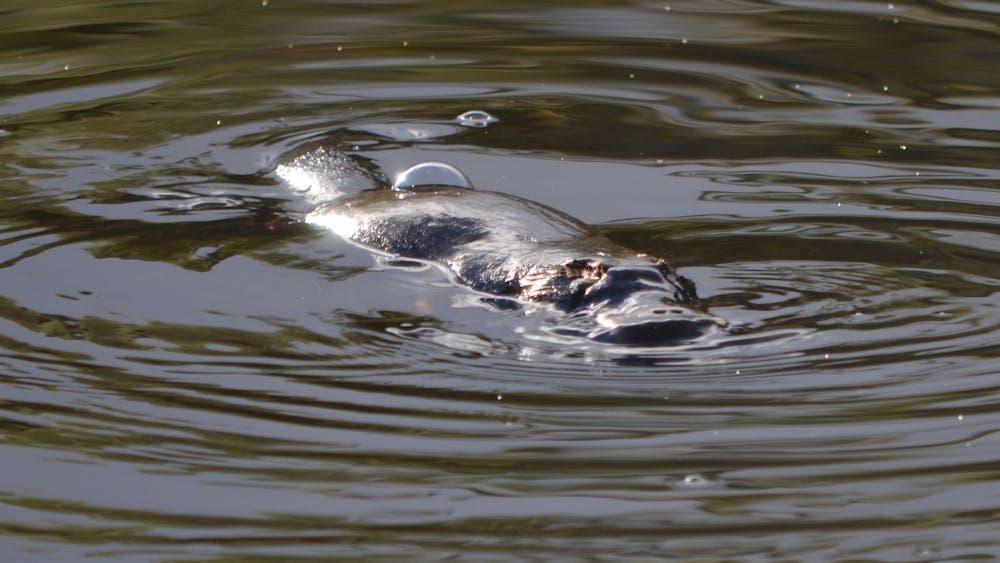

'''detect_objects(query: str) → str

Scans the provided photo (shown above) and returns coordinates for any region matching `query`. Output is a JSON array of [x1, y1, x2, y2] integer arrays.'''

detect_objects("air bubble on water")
[[337, 46, 343, 52], [681, 38, 688, 44], [957, 414, 964, 421], [497, 394, 503, 401], [682, 474, 709, 487], [664, 4, 671, 11], [63, 64, 70, 71], [900, 145, 907, 151], [882, 85, 889, 91], [456, 109, 498, 128], [261, 0, 268, 6], [393, 161, 474, 191], [216, 119, 222, 126]]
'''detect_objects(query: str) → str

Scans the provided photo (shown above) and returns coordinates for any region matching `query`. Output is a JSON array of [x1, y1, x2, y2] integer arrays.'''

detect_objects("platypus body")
[[276, 147, 722, 345]]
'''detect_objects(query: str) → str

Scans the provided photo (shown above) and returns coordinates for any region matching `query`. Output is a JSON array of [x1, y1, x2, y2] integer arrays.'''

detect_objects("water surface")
[[1, 0, 998, 560]]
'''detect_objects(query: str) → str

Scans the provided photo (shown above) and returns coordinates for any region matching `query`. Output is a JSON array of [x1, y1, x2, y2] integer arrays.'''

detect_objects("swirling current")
[[1, 1, 998, 560]]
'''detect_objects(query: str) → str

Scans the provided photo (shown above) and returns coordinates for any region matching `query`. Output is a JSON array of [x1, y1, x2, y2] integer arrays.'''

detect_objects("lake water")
[[2, 1, 998, 560]]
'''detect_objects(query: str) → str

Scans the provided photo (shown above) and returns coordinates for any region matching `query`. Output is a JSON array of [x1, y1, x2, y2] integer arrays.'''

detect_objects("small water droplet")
[[681, 38, 688, 44], [261, 0, 268, 6], [663, 4, 671, 11], [913, 546, 941, 558], [337, 45, 343, 52], [735, 370, 741, 375], [882, 85, 889, 91], [899, 145, 907, 151], [497, 394, 503, 400], [824, 353, 830, 359], [629, 73, 635, 79], [456, 110, 498, 128], [402, 40, 409, 47], [63, 64, 70, 71], [957, 413, 964, 421], [216, 119, 222, 126]]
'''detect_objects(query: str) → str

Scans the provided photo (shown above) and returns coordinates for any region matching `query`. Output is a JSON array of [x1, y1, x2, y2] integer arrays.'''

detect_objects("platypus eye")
[[393, 161, 474, 191]]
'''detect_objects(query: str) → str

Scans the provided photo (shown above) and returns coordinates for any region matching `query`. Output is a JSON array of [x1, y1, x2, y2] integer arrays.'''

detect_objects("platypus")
[[276, 146, 722, 345]]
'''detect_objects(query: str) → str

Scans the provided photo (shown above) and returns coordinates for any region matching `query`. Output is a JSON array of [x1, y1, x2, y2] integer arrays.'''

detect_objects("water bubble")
[[682, 474, 710, 487], [393, 161, 474, 191], [456, 110, 498, 128]]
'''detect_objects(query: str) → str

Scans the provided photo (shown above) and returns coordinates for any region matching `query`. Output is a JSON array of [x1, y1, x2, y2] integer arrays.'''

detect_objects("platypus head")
[[545, 262, 724, 346]]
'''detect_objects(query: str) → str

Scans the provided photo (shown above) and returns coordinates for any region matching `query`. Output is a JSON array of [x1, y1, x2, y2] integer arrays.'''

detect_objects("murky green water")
[[2, 1, 999, 560]]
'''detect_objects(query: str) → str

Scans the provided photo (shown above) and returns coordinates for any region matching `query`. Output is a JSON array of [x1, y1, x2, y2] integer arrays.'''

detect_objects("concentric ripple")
[[1, 0, 999, 560]]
